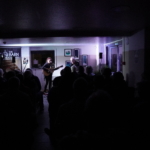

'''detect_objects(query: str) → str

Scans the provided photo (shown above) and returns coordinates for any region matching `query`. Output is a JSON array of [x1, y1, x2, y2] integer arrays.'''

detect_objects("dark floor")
[[31, 94, 54, 150]]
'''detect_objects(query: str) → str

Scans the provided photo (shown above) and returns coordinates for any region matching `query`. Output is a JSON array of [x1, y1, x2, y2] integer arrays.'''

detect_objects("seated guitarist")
[[42, 57, 55, 93]]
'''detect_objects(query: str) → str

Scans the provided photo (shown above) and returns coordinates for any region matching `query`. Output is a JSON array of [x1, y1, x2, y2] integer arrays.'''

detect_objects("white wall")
[[123, 29, 145, 87]]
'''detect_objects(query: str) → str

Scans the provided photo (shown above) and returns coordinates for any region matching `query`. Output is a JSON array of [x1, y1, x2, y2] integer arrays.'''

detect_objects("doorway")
[[106, 42, 123, 73]]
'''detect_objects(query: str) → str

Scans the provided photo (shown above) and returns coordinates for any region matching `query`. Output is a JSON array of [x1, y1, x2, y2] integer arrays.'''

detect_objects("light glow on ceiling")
[[104, 39, 123, 45], [2, 43, 97, 47]]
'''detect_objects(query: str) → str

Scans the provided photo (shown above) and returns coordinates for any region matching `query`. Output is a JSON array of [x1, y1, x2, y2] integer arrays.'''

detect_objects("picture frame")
[[64, 49, 72, 57], [82, 55, 88, 66], [65, 60, 72, 67], [73, 48, 79, 59]]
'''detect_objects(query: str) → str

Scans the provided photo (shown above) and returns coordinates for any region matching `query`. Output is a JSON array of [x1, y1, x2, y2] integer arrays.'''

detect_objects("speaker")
[[99, 53, 103, 59], [12, 56, 16, 63]]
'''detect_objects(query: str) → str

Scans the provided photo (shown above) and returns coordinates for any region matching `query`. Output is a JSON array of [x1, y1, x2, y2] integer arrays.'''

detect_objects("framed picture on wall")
[[64, 49, 72, 57], [73, 48, 80, 59], [82, 55, 88, 66]]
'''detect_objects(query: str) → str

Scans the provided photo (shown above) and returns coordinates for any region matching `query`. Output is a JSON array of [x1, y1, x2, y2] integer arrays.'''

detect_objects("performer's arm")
[[42, 63, 47, 70]]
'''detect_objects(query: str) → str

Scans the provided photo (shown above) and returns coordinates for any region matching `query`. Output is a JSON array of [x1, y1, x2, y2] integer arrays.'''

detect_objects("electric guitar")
[[42, 65, 63, 76]]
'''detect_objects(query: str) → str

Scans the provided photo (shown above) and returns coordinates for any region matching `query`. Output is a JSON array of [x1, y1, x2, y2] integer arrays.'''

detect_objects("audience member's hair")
[[26, 68, 33, 74], [53, 76, 62, 87], [86, 66, 93, 75], [73, 77, 88, 96], [102, 68, 112, 78], [85, 90, 112, 108], [5, 70, 16, 80], [78, 66, 84, 74], [23, 70, 32, 79], [13, 70, 21, 76], [63, 66, 71, 75], [113, 71, 124, 81], [93, 74, 105, 89], [8, 76, 20, 89]]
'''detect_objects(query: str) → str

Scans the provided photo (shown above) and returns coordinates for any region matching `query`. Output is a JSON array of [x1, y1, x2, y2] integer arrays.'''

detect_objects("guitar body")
[[42, 70, 53, 76], [42, 65, 63, 76]]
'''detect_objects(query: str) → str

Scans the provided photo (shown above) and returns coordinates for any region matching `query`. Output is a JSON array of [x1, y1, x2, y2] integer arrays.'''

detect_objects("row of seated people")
[[0, 68, 43, 150], [45, 66, 150, 150]]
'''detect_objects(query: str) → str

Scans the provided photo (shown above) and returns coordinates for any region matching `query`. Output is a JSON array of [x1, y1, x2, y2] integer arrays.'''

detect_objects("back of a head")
[[73, 77, 88, 96], [78, 66, 84, 74], [14, 70, 21, 76], [85, 90, 113, 130], [53, 76, 62, 87], [86, 90, 112, 107], [8, 76, 20, 90], [102, 68, 112, 78], [23, 70, 32, 79], [64, 66, 71, 75], [5, 71, 16, 80], [93, 75, 105, 89], [113, 72, 124, 81], [25, 68, 33, 74], [86, 66, 93, 74]]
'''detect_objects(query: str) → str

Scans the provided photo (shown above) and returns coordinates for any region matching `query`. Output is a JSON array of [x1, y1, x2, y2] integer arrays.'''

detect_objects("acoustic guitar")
[[42, 65, 63, 76]]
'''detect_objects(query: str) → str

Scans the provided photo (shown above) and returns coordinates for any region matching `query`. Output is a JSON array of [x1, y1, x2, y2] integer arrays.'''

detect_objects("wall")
[[21, 47, 30, 72], [122, 29, 145, 87]]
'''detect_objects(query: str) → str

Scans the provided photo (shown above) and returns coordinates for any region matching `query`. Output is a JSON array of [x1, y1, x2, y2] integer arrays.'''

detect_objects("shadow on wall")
[[126, 71, 136, 87]]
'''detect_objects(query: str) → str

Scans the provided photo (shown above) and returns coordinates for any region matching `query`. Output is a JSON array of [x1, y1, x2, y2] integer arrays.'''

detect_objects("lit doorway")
[[106, 42, 123, 73]]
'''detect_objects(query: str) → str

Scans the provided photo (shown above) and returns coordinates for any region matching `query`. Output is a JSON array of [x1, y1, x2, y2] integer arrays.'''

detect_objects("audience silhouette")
[[0, 66, 149, 150]]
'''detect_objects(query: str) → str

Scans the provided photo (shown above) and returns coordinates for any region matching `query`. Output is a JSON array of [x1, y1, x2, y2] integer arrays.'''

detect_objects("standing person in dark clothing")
[[42, 57, 63, 93], [42, 57, 55, 93]]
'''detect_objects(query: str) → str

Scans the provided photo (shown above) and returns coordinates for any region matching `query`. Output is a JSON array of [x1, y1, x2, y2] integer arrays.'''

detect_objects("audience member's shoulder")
[[59, 98, 74, 110], [32, 75, 39, 80]]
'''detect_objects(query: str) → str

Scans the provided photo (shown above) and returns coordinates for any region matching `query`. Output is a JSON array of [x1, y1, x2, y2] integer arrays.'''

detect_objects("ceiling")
[[0, 0, 149, 41]]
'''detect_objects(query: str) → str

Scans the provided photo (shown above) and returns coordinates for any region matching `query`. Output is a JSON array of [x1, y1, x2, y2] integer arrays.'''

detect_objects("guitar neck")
[[45, 65, 63, 71], [53, 66, 61, 70]]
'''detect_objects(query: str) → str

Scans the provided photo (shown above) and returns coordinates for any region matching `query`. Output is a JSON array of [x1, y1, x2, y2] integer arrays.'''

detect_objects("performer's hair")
[[70, 57, 75, 61], [46, 57, 52, 62]]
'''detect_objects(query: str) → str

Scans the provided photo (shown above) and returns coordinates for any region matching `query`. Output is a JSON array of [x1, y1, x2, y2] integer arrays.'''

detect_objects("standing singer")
[[42, 57, 55, 93]]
